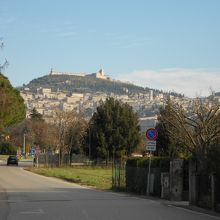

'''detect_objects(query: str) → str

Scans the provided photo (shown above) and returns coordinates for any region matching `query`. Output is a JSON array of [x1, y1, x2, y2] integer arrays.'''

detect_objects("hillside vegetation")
[[22, 74, 183, 97]]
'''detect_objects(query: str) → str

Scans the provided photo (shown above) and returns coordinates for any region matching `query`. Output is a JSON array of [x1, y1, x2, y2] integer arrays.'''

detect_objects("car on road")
[[7, 155, 18, 166]]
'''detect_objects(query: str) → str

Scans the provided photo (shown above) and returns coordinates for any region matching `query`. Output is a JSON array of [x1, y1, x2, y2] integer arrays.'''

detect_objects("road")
[[0, 165, 219, 220]]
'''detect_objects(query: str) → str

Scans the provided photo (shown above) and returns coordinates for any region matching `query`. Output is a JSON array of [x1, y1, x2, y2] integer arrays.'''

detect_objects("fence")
[[36, 153, 89, 167], [125, 165, 167, 196]]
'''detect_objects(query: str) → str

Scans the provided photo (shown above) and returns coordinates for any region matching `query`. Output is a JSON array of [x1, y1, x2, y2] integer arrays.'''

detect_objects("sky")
[[0, 0, 220, 98]]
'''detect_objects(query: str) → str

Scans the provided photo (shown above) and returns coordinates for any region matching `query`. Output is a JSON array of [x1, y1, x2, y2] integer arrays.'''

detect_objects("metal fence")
[[125, 166, 166, 196], [36, 153, 89, 167]]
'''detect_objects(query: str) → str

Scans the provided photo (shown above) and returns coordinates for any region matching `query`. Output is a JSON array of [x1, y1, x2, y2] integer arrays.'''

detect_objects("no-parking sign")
[[146, 128, 158, 140]]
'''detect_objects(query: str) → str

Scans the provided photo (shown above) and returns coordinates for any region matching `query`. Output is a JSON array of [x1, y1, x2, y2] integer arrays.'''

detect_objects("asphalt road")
[[0, 165, 219, 220]]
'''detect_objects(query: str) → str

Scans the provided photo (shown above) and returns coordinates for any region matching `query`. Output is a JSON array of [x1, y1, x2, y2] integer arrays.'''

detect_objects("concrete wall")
[[169, 159, 184, 201]]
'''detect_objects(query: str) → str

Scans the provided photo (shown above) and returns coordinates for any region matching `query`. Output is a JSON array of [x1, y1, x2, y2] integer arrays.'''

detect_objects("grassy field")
[[27, 166, 113, 190]]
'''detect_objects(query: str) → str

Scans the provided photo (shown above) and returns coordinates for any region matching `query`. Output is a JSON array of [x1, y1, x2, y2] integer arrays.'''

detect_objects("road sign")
[[35, 147, 41, 156], [30, 148, 36, 156], [146, 140, 156, 151], [146, 128, 158, 140]]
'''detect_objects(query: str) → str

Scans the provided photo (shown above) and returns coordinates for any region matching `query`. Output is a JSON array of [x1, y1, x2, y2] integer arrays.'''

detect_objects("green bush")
[[126, 156, 170, 168], [0, 142, 17, 155]]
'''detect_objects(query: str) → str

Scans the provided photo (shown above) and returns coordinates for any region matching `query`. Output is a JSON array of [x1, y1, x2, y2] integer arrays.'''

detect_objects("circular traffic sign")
[[146, 128, 158, 140]]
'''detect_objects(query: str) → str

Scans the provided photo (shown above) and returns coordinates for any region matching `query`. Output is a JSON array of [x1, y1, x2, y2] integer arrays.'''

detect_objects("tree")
[[156, 100, 187, 158], [0, 71, 25, 131], [89, 97, 141, 162], [6, 120, 27, 150], [65, 116, 87, 164], [158, 98, 220, 172], [30, 108, 43, 121], [7, 117, 58, 157], [0, 142, 17, 155], [0, 39, 8, 72], [28, 108, 52, 151], [54, 110, 87, 166]]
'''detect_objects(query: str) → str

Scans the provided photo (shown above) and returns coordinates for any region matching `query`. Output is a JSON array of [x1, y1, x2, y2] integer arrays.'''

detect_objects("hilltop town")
[[19, 69, 219, 132]]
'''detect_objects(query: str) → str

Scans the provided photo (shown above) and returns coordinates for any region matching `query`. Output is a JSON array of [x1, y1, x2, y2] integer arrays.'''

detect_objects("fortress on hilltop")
[[49, 69, 86, 77], [49, 68, 111, 80]]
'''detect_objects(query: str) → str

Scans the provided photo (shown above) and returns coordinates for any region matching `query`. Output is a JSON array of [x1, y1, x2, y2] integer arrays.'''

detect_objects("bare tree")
[[0, 38, 9, 72], [54, 110, 88, 166], [158, 98, 220, 171]]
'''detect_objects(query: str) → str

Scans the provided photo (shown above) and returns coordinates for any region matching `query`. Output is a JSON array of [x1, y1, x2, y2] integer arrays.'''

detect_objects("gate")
[[197, 174, 212, 208], [215, 174, 220, 211]]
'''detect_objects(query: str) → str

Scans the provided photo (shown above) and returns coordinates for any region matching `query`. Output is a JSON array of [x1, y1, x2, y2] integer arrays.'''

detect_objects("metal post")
[[89, 128, 91, 161], [23, 133, 26, 158], [112, 148, 115, 189], [36, 156, 39, 168], [147, 151, 152, 196]]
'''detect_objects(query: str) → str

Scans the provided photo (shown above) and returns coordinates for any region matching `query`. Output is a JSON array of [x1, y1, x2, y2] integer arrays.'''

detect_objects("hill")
[[22, 74, 148, 95], [20, 74, 183, 98]]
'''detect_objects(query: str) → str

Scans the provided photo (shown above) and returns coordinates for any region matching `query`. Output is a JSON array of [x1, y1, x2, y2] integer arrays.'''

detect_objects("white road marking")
[[19, 209, 44, 215]]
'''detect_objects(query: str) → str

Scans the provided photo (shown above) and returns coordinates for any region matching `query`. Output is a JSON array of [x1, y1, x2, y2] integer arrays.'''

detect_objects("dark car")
[[7, 155, 18, 166]]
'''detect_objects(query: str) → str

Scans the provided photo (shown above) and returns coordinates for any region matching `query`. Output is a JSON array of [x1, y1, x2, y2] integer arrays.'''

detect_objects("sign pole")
[[36, 156, 39, 168], [146, 151, 152, 196], [145, 127, 158, 196]]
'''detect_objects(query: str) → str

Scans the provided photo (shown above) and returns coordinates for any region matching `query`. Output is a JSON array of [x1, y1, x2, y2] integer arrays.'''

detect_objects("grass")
[[0, 154, 33, 161], [0, 155, 9, 160], [26, 166, 113, 190]]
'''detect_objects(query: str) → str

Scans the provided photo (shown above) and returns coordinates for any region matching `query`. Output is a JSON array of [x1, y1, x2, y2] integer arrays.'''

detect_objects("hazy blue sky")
[[0, 0, 220, 97]]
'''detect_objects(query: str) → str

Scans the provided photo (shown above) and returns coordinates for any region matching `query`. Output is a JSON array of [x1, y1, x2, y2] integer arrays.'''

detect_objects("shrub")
[[0, 142, 17, 155]]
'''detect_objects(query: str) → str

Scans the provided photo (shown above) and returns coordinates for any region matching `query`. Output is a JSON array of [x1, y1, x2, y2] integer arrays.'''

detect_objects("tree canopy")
[[0, 73, 26, 130], [89, 97, 141, 161]]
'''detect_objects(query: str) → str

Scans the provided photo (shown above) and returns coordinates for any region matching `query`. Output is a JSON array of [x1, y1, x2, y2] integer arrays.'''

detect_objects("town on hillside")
[[20, 69, 220, 132]]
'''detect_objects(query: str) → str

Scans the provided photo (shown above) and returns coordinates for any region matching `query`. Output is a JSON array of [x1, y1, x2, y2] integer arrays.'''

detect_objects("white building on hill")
[[49, 68, 111, 80], [49, 69, 86, 77]]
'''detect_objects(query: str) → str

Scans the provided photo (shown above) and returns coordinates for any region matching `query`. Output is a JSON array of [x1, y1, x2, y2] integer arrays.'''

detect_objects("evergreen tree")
[[30, 108, 43, 121], [0, 73, 26, 130], [89, 97, 141, 161]]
